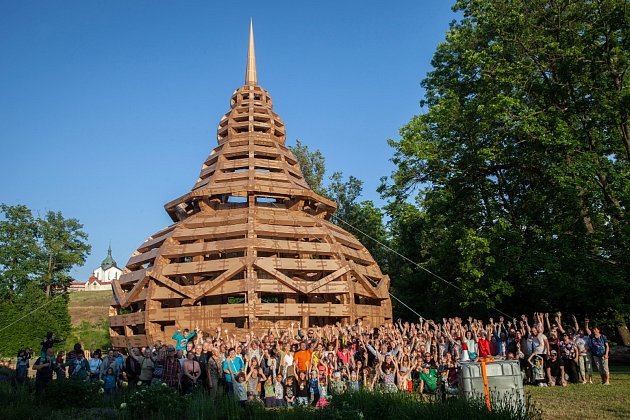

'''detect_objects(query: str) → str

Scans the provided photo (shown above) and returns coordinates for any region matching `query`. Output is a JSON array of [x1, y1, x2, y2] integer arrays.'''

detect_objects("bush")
[[45, 378, 103, 409], [126, 383, 187, 418]]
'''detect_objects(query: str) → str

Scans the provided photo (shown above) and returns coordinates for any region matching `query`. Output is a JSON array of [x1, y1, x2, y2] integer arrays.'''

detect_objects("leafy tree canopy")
[[0, 204, 91, 297], [289, 141, 391, 273], [381, 0, 630, 326], [0, 204, 91, 354]]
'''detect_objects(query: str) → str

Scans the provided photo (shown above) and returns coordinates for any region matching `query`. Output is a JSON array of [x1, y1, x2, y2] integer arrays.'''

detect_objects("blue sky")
[[0, 0, 456, 281]]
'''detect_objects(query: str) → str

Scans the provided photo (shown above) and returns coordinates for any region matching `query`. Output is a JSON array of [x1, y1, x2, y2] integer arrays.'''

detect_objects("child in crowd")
[[284, 375, 296, 407], [103, 367, 117, 394], [273, 373, 285, 407], [232, 371, 248, 407], [263, 376, 275, 407], [528, 353, 547, 386]]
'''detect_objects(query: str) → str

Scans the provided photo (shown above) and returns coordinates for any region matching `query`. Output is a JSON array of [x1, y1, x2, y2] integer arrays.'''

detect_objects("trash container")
[[459, 359, 525, 412]]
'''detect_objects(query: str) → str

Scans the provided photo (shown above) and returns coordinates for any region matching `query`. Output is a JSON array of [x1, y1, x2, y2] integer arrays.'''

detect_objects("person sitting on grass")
[[527, 353, 547, 387], [418, 363, 438, 395], [545, 350, 564, 386]]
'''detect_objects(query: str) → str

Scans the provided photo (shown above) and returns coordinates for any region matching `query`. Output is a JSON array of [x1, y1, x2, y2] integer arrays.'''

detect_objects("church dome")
[[101, 245, 117, 271]]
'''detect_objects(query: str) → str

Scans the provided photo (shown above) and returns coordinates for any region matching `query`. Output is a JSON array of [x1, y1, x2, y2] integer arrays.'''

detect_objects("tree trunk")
[[46, 253, 53, 298], [615, 313, 630, 346]]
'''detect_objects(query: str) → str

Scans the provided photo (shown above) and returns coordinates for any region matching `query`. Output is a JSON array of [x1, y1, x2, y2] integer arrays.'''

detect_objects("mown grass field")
[[68, 290, 112, 350], [68, 290, 111, 326], [526, 365, 630, 419]]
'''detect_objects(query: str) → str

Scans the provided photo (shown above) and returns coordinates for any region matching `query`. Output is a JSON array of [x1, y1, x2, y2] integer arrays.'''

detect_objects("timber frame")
[[109, 22, 392, 348]]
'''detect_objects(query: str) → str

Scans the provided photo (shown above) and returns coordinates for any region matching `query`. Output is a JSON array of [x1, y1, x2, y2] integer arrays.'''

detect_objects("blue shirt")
[[222, 357, 244, 383], [172, 330, 197, 351]]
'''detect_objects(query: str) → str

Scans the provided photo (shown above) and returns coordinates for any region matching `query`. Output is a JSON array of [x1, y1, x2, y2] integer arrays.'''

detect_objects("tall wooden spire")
[[108, 23, 392, 348], [245, 19, 257, 85]]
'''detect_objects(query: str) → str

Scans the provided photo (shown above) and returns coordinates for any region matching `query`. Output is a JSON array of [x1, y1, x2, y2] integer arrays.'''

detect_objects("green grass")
[[526, 365, 630, 419], [66, 290, 112, 350], [68, 290, 111, 326]]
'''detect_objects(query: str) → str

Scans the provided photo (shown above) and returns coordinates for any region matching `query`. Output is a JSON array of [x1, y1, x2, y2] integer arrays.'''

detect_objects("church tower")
[[109, 22, 392, 347]]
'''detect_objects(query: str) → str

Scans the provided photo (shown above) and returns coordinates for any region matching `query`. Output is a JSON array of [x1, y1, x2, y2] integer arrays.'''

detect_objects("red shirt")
[[478, 338, 491, 357]]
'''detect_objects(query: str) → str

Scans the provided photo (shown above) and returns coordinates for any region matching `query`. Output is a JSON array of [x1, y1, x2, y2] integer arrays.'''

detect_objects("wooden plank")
[[162, 258, 243, 277], [119, 268, 151, 285], [109, 312, 146, 327], [305, 266, 352, 294], [255, 303, 350, 317], [192, 261, 244, 299], [150, 304, 247, 322], [120, 275, 150, 307], [137, 226, 176, 253], [171, 224, 248, 241], [255, 223, 327, 239], [268, 257, 341, 272], [163, 238, 249, 258], [152, 274, 196, 298], [254, 259, 308, 294], [126, 247, 160, 268]]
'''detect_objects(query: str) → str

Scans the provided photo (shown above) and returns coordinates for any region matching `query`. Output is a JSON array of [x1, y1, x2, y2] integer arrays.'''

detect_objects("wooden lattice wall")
[[109, 23, 392, 348]]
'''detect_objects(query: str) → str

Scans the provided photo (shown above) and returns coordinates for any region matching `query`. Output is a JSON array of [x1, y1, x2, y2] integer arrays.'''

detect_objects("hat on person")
[[422, 363, 431, 369], [333, 371, 341, 378], [550, 350, 557, 355], [167, 345, 175, 351]]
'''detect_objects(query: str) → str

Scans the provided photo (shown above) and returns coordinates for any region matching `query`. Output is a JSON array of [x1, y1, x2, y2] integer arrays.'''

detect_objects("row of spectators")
[[15, 312, 611, 404]]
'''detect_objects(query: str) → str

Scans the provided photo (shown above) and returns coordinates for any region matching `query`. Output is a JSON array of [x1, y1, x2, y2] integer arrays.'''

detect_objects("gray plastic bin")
[[458, 360, 524, 412]]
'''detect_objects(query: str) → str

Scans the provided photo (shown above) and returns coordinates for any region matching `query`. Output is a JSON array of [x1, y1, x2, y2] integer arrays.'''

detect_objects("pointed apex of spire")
[[245, 19, 258, 85]]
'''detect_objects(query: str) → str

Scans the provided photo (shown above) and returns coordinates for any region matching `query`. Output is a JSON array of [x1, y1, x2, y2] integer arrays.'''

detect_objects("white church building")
[[70, 245, 123, 292]]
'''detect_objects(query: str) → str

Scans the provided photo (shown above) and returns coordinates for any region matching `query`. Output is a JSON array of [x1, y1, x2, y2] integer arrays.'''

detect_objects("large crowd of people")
[[15, 311, 611, 406]]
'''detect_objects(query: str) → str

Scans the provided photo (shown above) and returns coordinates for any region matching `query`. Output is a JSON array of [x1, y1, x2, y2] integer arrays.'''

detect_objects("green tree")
[[0, 204, 40, 297], [290, 139, 327, 196], [0, 204, 91, 353], [382, 0, 630, 336], [0, 204, 91, 297], [289, 142, 391, 272], [38, 211, 91, 297], [0, 282, 71, 356]]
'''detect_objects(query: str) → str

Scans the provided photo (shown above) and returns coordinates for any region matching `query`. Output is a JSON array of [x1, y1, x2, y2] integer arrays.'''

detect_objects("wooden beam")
[[152, 274, 195, 299], [305, 265, 351, 294], [254, 259, 308, 294]]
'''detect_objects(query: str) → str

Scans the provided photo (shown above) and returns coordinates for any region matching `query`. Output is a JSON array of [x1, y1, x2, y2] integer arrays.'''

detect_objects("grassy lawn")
[[68, 290, 112, 326], [67, 291, 112, 350], [526, 364, 630, 419]]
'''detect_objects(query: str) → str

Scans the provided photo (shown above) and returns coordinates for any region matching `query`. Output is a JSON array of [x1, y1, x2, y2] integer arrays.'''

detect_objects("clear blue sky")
[[0, 0, 456, 281]]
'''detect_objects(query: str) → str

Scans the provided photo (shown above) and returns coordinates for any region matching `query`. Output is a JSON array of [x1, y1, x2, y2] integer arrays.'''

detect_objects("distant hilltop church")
[[70, 245, 122, 292]]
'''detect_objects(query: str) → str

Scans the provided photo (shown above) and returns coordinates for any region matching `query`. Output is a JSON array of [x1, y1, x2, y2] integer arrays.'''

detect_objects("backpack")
[[590, 335, 607, 357]]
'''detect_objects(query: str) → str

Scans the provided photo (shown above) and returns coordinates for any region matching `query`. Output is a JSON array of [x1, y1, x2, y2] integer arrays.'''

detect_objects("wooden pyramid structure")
[[109, 22, 392, 348]]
